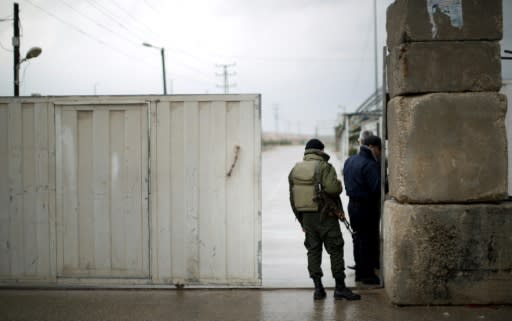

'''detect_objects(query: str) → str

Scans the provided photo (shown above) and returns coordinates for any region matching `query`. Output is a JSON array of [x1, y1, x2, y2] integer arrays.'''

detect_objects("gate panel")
[[55, 104, 149, 278], [226, 100, 259, 281], [0, 102, 53, 281], [152, 95, 261, 285], [0, 95, 260, 287], [198, 100, 228, 281]]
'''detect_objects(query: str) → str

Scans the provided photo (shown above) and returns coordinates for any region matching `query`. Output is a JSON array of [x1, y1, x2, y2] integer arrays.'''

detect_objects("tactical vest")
[[290, 160, 321, 212]]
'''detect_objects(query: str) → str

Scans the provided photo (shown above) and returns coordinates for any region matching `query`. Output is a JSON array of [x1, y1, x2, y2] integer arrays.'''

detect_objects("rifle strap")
[[313, 161, 322, 193], [312, 161, 326, 221]]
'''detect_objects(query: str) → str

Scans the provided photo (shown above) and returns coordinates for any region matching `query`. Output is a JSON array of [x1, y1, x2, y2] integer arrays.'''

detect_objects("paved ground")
[[0, 146, 512, 321], [1, 288, 511, 321], [262, 145, 355, 288], [1, 145, 511, 320]]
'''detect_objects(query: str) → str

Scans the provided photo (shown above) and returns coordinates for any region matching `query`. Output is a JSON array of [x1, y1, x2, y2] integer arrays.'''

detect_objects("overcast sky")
[[8, 0, 511, 136]]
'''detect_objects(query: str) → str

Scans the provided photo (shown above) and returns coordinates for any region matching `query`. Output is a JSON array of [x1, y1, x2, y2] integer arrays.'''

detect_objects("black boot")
[[361, 275, 380, 285], [312, 277, 326, 300], [334, 278, 361, 300]]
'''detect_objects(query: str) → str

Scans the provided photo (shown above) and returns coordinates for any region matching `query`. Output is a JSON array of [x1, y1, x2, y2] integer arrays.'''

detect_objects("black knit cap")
[[362, 135, 382, 148], [305, 138, 324, 150]]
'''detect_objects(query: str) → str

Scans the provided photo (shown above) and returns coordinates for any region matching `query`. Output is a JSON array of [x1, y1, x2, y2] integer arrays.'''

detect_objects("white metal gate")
[[0, 95, 261, 287], [150, 98, 261, 285], [55, 103, 150, 279]]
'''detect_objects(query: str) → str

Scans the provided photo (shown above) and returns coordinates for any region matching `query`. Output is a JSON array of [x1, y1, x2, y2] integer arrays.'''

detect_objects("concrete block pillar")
[[384, 0, 512, 305], [384, 201, 512, 305]]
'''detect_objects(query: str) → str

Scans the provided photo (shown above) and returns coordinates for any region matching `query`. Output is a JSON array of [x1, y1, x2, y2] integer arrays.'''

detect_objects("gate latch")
[[227, 145, 241, 177]]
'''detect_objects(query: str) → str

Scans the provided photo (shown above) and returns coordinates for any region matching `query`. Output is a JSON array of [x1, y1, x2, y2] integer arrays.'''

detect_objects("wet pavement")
[[262, 145, 355, 288], [1, 288, 511, 321], [1, 145, 511, 320]]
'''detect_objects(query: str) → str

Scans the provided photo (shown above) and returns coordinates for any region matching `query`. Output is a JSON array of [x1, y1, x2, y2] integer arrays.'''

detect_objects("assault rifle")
[[314, 184, 355, 235]]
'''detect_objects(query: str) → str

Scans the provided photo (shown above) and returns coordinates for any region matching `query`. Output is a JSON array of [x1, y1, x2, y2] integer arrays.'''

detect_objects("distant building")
[[335, 87, 384, 160]]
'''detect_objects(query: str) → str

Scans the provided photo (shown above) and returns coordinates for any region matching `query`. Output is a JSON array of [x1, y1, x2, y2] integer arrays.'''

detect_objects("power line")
[[81, 0, 217, 80], [0, 40, 12, 52], [143, 0, 160, 14], [167, 46, 216, 66], [0, 14, 13, 22], [21, 0, 220, 88], [67, 0, 218, 81], [173, 59, 216, 81], [55, 0, 214, 82], [109, 0, 160, 37], [170, 71, 216, 87], [55, 0, 140, 46], [98, 0, 215, 66], [22, 0, 145, 63], [84, 0, 156, 43], [160, 47, 218, 80], [213, 54, 361, 63]]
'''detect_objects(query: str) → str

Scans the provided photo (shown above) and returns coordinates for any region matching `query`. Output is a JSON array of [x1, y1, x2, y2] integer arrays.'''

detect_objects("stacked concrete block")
[[384, 200, 512, 305], [386, 0, 502, 47], [387, 0, 503, 98], [384, 0, 511, 305], [388, 93, 508, 203], [388, 42, 501, 97]]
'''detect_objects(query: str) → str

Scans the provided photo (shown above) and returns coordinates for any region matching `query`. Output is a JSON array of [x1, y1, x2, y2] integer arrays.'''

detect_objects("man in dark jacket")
[[289, 138, 360, 301], [342, 135, 382, 285]]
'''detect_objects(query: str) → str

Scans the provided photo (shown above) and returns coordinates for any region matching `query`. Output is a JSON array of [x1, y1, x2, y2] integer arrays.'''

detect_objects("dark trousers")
[[348, 198, 380, 279], [302, 213, 346, 280]]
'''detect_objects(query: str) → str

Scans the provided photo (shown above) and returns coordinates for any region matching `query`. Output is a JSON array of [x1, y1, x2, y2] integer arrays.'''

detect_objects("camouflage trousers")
[[302, 212, 345, 280]]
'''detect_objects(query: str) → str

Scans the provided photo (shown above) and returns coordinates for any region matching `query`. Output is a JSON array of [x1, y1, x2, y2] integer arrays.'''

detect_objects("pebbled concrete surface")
[[1, 288, 511, 321]]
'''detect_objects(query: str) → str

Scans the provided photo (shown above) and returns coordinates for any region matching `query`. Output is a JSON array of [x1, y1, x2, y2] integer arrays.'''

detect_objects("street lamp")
[[15, 46, 42, 96], [142, 42, 167, 95]]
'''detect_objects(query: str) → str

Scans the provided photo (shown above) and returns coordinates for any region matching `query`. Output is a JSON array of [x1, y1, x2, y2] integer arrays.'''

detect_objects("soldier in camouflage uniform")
[[288, 138, 360, 301]]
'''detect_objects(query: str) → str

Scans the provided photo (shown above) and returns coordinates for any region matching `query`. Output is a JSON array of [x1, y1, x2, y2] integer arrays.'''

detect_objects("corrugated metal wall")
[[55, 104, 149, 279], [0, 101, 55, 281], [151, 98, 261, 285], [0, 95, 261, 287]]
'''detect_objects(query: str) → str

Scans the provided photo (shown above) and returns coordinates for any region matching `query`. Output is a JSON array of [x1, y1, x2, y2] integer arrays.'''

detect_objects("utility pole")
[[13, 2, 20, 96], [373, 0, 378, 95], [216, 63, 236, 93], [273, 104, 279, 134], [142, 42, 168, 94], [344, 115, 350, 157], [160, 47, 167, 95]]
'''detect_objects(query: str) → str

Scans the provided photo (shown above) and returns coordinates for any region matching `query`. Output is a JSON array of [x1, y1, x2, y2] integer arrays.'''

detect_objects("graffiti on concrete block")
[[427, 0, 463, 38]]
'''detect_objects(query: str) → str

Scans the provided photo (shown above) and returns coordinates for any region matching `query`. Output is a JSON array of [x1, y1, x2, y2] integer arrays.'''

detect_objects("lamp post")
[[15, 47, 42, 96], [142, 42, 167, 95], [12, 3, 43, 96]]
